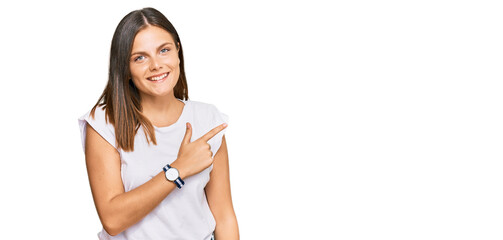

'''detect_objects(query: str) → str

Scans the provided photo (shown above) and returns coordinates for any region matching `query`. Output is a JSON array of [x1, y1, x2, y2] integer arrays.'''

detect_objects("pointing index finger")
[[200, 123, 227, 142]]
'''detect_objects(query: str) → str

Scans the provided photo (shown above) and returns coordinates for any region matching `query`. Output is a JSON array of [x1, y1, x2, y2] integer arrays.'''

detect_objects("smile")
[[147, 72, 169, 82]]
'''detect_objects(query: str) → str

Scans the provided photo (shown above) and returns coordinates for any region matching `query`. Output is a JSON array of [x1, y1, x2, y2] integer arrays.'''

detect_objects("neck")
[[140, 92, 181, 116]]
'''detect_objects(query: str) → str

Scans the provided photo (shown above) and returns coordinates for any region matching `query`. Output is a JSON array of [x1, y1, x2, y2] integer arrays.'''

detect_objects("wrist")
[[170, 159, 188, 179], [163, 162, 185, 189]]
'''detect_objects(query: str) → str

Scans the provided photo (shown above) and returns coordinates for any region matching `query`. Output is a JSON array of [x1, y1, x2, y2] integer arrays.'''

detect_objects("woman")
[[78, 7, 239, 240]]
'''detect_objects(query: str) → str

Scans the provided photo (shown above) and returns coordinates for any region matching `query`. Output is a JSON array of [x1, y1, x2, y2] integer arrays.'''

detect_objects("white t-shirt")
[[78, 99, 229, 240]]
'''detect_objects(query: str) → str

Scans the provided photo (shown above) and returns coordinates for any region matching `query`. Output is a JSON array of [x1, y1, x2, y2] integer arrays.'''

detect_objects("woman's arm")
[[85, 123, 178, 236], [85, 122, 227, 236], [205, 135, 240, 239]]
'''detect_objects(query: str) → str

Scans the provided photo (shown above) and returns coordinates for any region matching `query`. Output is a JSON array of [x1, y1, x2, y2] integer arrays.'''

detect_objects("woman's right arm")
[[84, 122, 226, 236], [85, 123, 177, 236]]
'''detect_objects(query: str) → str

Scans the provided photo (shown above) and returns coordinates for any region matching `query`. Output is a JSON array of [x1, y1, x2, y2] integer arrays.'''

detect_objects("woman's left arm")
[[205, 135, 240, 239]]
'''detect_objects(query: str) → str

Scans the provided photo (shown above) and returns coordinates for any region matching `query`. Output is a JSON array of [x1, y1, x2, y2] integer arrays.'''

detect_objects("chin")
[[152, 89, 175, 97]]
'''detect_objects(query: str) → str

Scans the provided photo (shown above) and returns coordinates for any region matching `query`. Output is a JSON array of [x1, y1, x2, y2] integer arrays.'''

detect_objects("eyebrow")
[[131, 42, 174, 56]]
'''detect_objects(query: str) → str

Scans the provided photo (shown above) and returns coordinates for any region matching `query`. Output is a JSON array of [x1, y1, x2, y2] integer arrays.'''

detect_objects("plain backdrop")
[[0, 0, 502, 239]]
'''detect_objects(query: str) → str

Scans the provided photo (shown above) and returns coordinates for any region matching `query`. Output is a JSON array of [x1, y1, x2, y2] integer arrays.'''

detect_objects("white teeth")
[[150, 73, 168, 81]]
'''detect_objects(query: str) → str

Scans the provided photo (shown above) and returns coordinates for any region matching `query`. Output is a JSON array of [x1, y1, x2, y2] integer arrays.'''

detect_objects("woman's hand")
[[171, 122, 227, 179]]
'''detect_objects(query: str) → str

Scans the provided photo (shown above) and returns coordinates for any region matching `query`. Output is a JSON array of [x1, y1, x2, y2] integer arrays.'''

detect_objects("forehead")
[[131, 25, 175, 51]]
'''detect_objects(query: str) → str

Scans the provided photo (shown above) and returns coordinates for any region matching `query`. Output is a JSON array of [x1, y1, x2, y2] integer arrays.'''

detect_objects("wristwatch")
[[163, 164, 185, 189]]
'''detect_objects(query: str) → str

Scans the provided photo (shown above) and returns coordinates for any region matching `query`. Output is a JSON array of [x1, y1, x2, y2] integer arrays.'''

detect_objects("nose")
[[149, 56, 162, 71]]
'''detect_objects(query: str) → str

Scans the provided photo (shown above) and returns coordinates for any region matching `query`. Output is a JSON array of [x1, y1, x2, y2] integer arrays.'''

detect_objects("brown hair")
[[90, 7, 188, 152]]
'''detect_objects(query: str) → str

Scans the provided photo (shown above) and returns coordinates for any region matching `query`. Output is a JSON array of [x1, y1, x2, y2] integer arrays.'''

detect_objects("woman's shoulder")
[[186, 99, 228, 126], [185, 99, 219, 116], [186, 99, 216, 110], [79, 105, 111, 126], [78, 104, 117, 151]]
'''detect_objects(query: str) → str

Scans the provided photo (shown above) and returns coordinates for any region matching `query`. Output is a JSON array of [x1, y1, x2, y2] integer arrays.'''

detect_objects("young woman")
[[78, 7, 239, 240]]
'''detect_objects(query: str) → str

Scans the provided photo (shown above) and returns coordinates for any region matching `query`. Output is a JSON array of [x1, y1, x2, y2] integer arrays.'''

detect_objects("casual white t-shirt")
[[78, 99, 229, 240]]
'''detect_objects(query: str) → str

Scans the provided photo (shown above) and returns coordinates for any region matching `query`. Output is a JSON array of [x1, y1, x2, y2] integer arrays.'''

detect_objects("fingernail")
[[223, 123, 228, 127]]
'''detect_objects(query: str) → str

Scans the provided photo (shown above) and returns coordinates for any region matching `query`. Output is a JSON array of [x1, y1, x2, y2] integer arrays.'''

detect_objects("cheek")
[[164, 55, 180, 67], [129, 71, 144, 89], [129, 64, 147, 80], [130, 77, 142, 90], [129, 64, 140, 78], [173, 58, 180, 74], [164, 52, 180, 65], [173, 61, 181, 78]]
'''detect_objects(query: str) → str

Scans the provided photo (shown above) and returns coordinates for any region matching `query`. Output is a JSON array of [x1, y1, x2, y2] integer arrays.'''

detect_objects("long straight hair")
[[91, 7, 188, 152]]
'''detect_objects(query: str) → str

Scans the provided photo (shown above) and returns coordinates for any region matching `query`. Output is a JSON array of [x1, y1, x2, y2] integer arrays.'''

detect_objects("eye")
[[160, 48, 170, 54], [134, 55, 145, 62]]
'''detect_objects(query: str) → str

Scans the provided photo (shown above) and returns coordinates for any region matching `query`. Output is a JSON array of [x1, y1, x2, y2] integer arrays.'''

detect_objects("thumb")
[[182, 122, 192, 145]]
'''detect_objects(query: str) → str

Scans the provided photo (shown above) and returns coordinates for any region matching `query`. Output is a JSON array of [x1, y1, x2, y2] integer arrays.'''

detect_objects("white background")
[[0, 0, 502, 239]]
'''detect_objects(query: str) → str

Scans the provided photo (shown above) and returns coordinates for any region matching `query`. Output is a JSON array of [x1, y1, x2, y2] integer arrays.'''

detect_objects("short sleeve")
[[207, 104, 229, 158], [78, 106, 117, 153]]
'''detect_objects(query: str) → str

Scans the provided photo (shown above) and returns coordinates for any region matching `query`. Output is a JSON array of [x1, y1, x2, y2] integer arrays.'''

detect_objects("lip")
[[146, 72, 169, 82]]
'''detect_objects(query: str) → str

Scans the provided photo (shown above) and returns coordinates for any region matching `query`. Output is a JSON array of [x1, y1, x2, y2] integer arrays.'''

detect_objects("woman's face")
[[129, 25, 180, 99]]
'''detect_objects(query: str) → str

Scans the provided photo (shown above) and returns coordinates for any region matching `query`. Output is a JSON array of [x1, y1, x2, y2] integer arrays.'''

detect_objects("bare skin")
[[85, 25, 239, 238]]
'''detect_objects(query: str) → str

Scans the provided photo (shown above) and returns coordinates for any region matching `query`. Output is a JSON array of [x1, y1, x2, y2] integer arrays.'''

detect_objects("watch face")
[[165, 168, 179, 181]]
